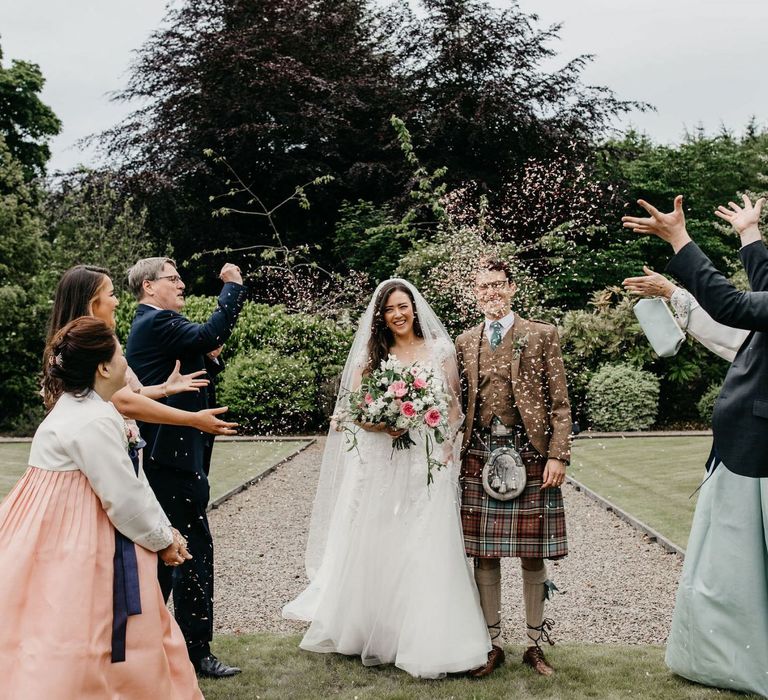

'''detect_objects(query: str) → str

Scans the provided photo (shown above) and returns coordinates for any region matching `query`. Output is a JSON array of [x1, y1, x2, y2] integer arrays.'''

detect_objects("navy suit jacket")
[[667, 240, 768, 478], [126, 281, 246, 474]]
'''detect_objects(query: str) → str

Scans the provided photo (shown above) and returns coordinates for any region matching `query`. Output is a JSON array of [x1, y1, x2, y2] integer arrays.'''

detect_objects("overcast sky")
[[2, 0, 767, 173]]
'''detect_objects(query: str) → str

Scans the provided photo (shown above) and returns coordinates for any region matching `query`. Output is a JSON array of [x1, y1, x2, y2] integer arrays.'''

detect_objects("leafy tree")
[[0, 136, 52, 431], [397, 0, 644, 190], [332, 200, 407, 282], [44, 169, 158, 286], [0, 45, 61, 180], [599, 127, 768, 276], [99, 0, 409, 279], [98, 0, 641, 284]]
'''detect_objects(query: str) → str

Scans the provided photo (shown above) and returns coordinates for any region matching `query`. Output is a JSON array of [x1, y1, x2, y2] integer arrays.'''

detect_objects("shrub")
[[586, 363, 660, 431], [218, 350, 317, 434], [697, 381, 722, 423]]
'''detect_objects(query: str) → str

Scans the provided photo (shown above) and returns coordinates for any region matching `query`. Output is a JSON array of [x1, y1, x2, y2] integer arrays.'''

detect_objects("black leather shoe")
[[195, 654, 241, 678]]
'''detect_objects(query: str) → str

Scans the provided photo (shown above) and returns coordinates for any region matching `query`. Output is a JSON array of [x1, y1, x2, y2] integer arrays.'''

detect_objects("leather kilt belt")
[[460, 431, 568, 560]]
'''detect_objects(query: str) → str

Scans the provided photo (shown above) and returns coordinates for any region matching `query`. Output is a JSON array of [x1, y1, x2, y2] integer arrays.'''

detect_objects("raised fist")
[[219, 263, 243, 285]]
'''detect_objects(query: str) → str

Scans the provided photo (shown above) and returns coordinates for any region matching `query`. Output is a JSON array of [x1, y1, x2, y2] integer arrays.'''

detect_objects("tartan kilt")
[[460, 444, 568, 559]]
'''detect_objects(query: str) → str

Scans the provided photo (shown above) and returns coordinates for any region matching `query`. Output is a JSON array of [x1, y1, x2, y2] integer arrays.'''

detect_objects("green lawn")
[[570, 436, 711, 550], [0, 439, 310, 503], [0, 442, 30, 499], [200, 633, 759, 700]]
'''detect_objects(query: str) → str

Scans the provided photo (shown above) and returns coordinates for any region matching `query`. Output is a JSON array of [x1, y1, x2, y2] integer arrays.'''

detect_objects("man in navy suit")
[[126, 256, 246, 678]]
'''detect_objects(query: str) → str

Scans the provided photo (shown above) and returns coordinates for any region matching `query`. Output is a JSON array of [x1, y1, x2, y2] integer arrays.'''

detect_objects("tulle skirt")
[[0, 467, 203, 700], [283, 431, 491, 678]]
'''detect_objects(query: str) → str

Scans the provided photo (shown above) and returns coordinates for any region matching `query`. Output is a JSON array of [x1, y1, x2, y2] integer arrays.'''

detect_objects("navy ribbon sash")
[[111, 441, 146, 663]]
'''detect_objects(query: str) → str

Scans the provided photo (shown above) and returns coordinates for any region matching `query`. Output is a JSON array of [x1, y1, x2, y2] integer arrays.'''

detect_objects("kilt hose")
[[460, 438, 568, 560]]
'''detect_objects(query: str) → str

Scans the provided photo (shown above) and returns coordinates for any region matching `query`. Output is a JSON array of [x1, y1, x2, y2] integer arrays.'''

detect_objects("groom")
[[126, 256, 246, 678], [456, 257, 571, 678]]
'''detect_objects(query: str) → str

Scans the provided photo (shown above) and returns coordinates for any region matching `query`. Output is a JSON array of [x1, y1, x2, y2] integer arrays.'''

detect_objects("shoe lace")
[[487, 620, 501, 642], [527, 617, 555, 648]]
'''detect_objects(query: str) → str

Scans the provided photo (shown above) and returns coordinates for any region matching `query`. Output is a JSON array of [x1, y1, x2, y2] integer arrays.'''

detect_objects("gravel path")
[[210, 438, 683, 645]]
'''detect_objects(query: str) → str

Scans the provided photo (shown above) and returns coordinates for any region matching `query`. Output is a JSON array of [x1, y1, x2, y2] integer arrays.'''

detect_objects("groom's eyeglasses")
[[155, 275, 183, 284], [476, 281, 508, 291]]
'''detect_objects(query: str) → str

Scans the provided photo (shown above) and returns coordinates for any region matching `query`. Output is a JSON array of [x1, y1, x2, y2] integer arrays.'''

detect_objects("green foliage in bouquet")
[[586, 363, 660, 432], [218, 350, 316, 434]]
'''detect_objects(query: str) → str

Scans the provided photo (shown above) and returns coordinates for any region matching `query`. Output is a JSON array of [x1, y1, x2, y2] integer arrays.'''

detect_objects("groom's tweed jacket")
[[455, 316, 572, 462], [456, 315, 571, 559]]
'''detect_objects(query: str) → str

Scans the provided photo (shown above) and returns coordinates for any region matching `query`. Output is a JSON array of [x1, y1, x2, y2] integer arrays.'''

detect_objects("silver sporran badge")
[[481, 446, 527, 501]]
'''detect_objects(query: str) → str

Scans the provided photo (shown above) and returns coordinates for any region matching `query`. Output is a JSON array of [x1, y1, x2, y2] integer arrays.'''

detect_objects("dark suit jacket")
[[125, 282, 246, 474], [667, 240, 768, 477]]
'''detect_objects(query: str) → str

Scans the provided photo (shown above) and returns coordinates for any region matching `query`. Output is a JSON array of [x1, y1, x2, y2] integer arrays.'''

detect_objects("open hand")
[[165, 360, 210, 395], [193, 406, 239, 435], [715, 194, 765, 239], [622, 266, 677, 299], [621, 195, 692, 252]]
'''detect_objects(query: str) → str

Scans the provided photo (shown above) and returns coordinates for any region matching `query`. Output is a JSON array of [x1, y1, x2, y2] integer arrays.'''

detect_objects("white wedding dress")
[[282, 280, 491, 678]]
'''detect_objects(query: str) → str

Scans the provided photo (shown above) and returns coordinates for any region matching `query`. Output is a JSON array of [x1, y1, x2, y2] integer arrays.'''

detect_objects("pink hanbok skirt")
[[0, 467, 203, 700]]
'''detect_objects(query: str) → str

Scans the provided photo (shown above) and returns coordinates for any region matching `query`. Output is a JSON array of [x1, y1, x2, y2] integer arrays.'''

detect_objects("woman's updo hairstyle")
[[42, 316, 118, 410]]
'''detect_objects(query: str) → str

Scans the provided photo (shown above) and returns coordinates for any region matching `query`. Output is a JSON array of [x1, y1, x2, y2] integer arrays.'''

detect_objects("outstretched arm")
[[623, 196, 768, 331], [621, 194, 692, 253], [111, 386, 238, 435]]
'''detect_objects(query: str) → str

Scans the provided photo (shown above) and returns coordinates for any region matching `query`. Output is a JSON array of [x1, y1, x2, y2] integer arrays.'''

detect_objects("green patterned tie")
[[490, 321, 503, 350]]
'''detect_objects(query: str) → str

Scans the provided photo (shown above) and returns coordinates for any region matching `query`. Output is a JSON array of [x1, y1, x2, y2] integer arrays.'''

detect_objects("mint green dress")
[[665, 461, 768, 697]]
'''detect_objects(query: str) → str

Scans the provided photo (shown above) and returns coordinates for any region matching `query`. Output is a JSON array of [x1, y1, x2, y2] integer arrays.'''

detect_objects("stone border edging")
[[573, 430, 711, 439], [0, 435, 317, 444], [207, 438, 316, 511], [566, 474, 686, 558]]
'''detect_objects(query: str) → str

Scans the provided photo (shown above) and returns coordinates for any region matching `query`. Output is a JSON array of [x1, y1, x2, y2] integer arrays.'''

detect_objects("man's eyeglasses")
[[155, 275, 183, 284], [476, 281, 508, 291]]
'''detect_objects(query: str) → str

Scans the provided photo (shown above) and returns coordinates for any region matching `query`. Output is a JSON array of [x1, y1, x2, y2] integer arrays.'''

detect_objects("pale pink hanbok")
[[0, 391, 203, 700]]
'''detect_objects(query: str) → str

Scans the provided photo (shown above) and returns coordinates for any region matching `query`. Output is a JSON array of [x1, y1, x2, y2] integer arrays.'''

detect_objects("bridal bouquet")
[[336, 355, 452, 485]]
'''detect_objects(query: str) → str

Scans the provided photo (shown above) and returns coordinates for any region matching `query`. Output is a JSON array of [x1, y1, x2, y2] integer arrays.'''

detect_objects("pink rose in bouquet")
[[424, 408, 442, 428], [335, 355, 452, 486], [388, 380, 408, 398]]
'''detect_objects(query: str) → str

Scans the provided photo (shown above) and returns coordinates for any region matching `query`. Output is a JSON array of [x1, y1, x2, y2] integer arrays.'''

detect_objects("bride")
[[283, 279, 491, 678]]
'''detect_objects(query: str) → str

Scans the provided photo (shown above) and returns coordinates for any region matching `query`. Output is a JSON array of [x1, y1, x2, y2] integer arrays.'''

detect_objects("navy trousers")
[[146, 461, 214, 665]]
